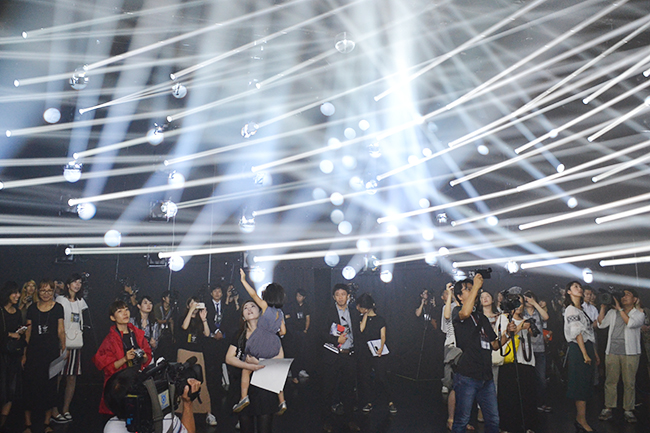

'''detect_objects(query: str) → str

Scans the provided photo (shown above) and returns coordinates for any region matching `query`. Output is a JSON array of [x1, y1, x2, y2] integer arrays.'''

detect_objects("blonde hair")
[[19, 280, 36, 310]]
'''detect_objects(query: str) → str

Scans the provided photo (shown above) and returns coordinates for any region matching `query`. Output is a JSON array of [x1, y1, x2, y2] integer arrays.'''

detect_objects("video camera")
[[124, 357, 203, 433], [596, 287, 625, 307], [468, 268, 492, 279], [500, 290, 521, 314]]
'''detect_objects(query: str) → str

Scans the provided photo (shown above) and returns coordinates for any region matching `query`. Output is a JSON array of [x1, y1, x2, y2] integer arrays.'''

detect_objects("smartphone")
[[196, 302, 206, 309], [16, 326, 28, 334]]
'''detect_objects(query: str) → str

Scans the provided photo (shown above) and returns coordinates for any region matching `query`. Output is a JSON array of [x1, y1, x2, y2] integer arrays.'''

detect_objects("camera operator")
[[495, 288, 538, 433], [451, 274, 514, 433], [93, 300, 152, 415], [596, 288, 645, 424], [103, 367, 201, 433]]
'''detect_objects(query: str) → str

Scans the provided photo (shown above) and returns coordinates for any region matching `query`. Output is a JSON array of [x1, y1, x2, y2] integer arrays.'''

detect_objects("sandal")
[[447, 419, 453, 430], [44, 424, 53, 433]]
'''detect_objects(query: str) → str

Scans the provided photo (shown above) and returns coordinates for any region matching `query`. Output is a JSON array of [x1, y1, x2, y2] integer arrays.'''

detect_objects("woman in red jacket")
[[92, 300, 152, 415]]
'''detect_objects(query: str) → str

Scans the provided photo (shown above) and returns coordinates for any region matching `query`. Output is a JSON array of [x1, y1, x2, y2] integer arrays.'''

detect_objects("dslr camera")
[[468, 268, 492, 279]]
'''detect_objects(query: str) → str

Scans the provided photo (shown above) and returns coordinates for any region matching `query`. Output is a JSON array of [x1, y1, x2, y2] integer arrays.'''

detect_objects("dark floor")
[[6, 371, 649, 433]]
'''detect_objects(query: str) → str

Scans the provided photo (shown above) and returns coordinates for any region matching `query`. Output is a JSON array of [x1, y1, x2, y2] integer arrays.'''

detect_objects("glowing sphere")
[[356, 238, 371, 252], [477, 144, 489, 155], [567, 197, 578, 208], [320, 102, 336, 116], [168, 171, 185, 187], [582, 268, 593, 284], [338, 221, 352, 235], [104, 230, 122, 247], [76, 203, 96, 220], [342, 266, 356, 280], [438, 247, 449, 256], [250, 266, 265, 283], [505, 261, 519, 274], [241, 122, 259, 138], [358, 120, 370, 131], [486, 216, 499, 226], [172, 83, 187, 99], [422, 148, 432, 157], [344, 128, 356, 140], [425, 253, 437, 265], [63, 162, 82, 183], [43, 108, 61, 124], [69, 66, 89, 90], [335, 32, 355, 53], [320, 160, 334, 174], [342, 155, 357, 169], [239, 216, 256, 233], [330, 209, 345, 224], [380, 270, 393, 283], [556, 164, 566, 173], [422, 228, 434, 241], [328, 138, 342, 149], [330, 192, 344, 206], [324, 252, 340, 267], [146, 128, 164, 145], [419, 198, 430, 209], [367, 142, 381, 158], [161, 200, 178, 218], [349, 176, 363, 190], [365, 180, 378, 195], [312, 188, 327, 200], [169, 255, 185, 272]]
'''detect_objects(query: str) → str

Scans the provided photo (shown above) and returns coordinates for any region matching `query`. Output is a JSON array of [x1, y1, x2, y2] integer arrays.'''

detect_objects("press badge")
[[481, 338, 491, 350], [71, 312, 81, 323], [38, 324, 49, 335]]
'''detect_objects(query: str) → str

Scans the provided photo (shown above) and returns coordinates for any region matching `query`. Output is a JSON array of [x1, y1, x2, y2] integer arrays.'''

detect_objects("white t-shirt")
[[104, 414, 188, 433], [56, 296, 88, 349]]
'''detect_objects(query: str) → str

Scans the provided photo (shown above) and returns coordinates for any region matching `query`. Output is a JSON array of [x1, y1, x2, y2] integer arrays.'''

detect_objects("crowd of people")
[[0, 270, 649, 433]]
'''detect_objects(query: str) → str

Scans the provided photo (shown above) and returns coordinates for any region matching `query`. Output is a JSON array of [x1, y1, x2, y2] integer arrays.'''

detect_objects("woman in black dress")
[[0, 282, 26, 431], [225, 300, 276, 433], [22, 279, 65, 433], [357, 293, 396, 414]]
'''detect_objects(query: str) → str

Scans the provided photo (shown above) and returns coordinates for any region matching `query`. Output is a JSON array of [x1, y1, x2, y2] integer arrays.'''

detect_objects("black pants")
[[287, 331, 308, 377], [322, 351, 357, 417], [203, 338, 229, 415], [359, 354, 392, 406]]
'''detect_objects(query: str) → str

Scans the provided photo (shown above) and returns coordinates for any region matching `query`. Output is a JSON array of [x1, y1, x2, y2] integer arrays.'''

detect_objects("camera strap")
[[143, 378, 176, 433]]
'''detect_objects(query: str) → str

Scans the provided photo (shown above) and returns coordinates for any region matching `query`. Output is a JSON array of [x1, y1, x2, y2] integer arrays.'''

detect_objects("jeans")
[[452, 373, 499, 433]]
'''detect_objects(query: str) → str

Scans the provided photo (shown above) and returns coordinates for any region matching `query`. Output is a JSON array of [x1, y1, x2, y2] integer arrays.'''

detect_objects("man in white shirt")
[[596, 289, 645, 424], [582, 286, 598, 322], [103, 367, 201, 433]]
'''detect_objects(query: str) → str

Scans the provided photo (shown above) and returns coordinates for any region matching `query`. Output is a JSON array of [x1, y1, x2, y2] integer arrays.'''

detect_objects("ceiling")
[[2, 0, 650, 286]]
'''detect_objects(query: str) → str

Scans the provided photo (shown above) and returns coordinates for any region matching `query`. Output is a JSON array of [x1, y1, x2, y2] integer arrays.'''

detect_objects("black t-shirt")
[[26, 303, 64, 350], [286, 302, 311, 333], [452, 306, 497, 381], [359, 314, 386, 356]]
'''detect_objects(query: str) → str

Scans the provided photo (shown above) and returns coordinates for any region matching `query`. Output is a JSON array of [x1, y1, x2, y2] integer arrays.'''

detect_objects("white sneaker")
[[235, 421, 240, 430], [441, 386, 449, 394], [206, 413, 217, 426], [299, 370, 310, 378]]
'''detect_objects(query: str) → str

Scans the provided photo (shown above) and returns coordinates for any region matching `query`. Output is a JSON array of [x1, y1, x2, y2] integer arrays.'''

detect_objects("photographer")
[[495, 289, 538, 433], [451, 274, 514, 433], [102, 367, 201, 433], [93, 300, 152, 415], [596, 288, 645, 424]]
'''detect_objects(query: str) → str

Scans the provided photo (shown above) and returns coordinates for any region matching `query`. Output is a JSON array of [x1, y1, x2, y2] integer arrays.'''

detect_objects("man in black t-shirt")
[[451, 275, 514, 433]]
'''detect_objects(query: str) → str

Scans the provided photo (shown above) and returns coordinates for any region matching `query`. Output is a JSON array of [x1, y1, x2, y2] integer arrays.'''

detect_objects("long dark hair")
[[480, 291, 499, 315], [564, 281, 583, 307], [184, 296, 204, 334], [0, 282, 20, 308], [236, 301, 260, 359]]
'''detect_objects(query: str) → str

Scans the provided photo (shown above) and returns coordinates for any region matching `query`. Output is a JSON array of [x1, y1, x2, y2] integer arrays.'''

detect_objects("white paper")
[[250, 358, 294, 394], [367, 339, 389, 357], [49, 350, 68, 379]]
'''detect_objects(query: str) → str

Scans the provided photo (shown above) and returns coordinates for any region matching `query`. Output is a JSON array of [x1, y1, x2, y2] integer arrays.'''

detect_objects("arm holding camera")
[[458, 274, 483, 321]]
